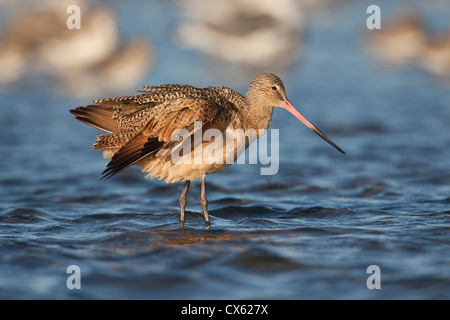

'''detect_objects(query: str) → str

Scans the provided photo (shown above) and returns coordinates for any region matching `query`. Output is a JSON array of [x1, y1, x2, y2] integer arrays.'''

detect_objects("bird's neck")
[[243, 93, 274, 134]]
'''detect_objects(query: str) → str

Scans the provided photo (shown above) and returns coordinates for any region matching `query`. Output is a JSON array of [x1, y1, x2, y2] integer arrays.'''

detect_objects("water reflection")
[[138, 228, 282, 247]]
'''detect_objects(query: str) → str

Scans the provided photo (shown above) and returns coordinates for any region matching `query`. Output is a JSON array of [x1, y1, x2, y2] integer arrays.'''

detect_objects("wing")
[[69, 95, 153, 133], [70, 104, 117, 133], [100, 97, 232, 180]]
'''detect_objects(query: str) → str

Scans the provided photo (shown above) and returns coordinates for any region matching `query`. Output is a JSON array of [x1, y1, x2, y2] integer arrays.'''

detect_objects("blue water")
[[0, 0, 449, 299]]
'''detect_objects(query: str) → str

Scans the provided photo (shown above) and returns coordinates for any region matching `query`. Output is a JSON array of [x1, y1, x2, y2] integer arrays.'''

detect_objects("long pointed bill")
[[281, 99, 345, 154]]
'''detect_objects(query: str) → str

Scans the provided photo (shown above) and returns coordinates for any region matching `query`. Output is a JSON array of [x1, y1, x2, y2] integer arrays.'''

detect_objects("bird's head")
[[248, 73, 345, 154]]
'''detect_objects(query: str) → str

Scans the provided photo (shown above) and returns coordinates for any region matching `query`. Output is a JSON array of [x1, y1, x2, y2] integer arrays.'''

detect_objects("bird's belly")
[[138, 128, 261, 183]]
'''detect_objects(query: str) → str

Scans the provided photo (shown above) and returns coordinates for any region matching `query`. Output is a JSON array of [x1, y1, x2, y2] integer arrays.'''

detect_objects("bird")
[[176, 0, 304, 69], [0, 3, 119, 81], [0, 1, 153, 96], [366, 11, 426, 66], [420, 33, 450, 80], [70, 73, 345, 229]]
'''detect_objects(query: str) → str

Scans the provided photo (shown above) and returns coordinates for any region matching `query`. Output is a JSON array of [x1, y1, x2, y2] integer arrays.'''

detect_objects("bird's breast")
[[138, 126, 265, 183]]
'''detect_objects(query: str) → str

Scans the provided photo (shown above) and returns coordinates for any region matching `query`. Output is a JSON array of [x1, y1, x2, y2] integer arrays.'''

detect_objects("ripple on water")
[[0, 208, 51, 224]]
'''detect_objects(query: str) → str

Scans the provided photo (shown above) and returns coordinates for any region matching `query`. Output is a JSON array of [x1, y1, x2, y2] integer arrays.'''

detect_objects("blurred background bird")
[[0, 0, 153, 97]]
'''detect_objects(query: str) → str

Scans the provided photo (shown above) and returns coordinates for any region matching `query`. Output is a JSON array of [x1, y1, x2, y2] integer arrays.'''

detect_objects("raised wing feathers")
[[71, 84, 239, 180]]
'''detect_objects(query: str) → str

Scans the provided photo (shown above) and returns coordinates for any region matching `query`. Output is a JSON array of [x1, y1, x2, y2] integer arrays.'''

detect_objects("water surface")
[[0, 0, 449, 299]]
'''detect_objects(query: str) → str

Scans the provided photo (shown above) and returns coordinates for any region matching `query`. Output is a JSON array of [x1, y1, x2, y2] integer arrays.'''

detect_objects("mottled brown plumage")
[[70, 73, 344, 229]]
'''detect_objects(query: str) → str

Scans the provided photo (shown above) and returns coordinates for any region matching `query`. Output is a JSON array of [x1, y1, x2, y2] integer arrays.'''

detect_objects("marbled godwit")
[[0, 1, 152, 96], [420, 34, 450, 80], [366, 11, 426, 65], [176, 0, 304, 69], [63, 38, 153, 97], [0, 3, 117, 84], [365, 10, 450, 82], [70, 73, 344, 229]]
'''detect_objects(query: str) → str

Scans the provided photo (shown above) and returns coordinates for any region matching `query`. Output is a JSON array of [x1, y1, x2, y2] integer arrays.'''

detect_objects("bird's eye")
[[271, 86, 277, 90]]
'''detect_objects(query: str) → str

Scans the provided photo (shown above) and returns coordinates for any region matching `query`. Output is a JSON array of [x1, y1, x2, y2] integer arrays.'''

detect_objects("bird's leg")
[[179, 180, 190, 228], [200, 175, 210, 230]]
